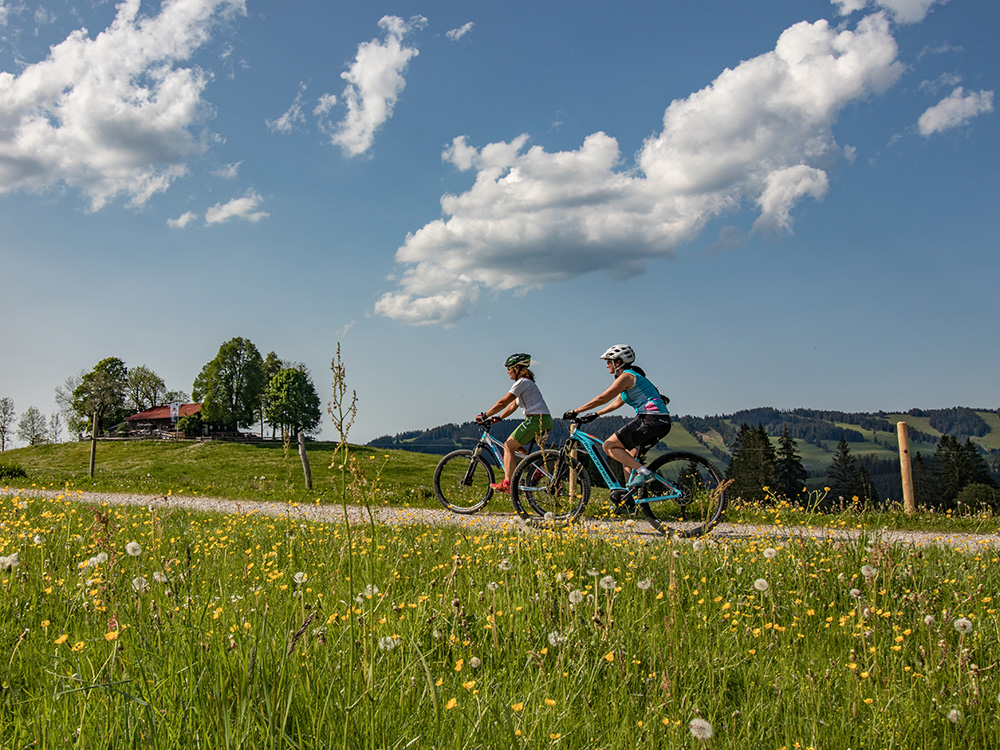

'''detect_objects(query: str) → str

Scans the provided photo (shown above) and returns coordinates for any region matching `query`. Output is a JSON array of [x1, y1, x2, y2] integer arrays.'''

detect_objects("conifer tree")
[[827, 437, 860, 502], [774, 425, 807, 501], [726, 423, 776, 504]]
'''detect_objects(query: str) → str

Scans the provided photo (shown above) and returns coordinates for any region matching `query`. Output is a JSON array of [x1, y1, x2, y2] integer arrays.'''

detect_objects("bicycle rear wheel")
[[511, 449, 590, 522], [433, 449, 495, 514], [638, 452, 727, 537]]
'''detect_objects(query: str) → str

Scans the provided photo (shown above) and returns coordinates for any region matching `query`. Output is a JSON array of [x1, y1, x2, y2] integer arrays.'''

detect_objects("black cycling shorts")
[[615, 414, 672, 451]]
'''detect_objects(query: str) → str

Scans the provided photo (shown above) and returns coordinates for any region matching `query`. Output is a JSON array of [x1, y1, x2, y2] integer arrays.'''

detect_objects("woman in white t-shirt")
[[476, 353, 553, 493]]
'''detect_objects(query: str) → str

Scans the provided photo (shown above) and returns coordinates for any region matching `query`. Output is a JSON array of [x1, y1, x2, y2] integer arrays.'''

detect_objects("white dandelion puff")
[[294, 572, 307, 585], [754, 579, 769, 593], [547, 630, 567, 647], [637, 578, 652, 591], [131, 576, 150, 593], [947, 708, 962, 724], [861, 565, 877, 578], [924, 615, 936, 627], [153, 571, 168, 584], [689, 717, 714, 740], [470, 656, 482, 668], [569, 590, 584, 605], [33, 534, 44, 545], [378, 636, 399, 651], [599, 575, 617, 591], [125, 542, 143, 557], [954, 618, 974, 635], [763, 547, 777, 559], [850, 588, 862, 599], [692, 540, 705, 552], [498, 558, 512, 572]]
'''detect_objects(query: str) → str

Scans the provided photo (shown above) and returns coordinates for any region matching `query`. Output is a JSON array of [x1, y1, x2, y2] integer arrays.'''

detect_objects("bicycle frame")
[[565, 424, 682, 505]]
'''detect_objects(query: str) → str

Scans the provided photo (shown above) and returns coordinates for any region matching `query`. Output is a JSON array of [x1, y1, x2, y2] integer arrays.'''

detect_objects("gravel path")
[[4, 487, 999, 550]]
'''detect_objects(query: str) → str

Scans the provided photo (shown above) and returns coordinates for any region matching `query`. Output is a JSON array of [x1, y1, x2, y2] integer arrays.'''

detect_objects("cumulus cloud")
[[205, 190, 268, 225], [918, 87, 994, 135], [328, 14, 426, 156], [267, 82, 308, 134], [168, 210, 198, 228], [831, 0, 946, 24], [376, 13, 903, 325], [446, 22, 474, 42], [212, 161, 241, 179], [0, 0, 246, 210]]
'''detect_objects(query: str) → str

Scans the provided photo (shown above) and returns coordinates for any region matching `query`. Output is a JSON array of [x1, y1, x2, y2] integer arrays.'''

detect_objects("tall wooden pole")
[[298, 430, 313, 490], [88, 411, 98, 478], [897, 421, 915, 515]]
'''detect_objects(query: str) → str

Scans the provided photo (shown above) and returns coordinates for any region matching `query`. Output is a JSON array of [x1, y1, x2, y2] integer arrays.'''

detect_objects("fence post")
[[897, 422, 915, 515]]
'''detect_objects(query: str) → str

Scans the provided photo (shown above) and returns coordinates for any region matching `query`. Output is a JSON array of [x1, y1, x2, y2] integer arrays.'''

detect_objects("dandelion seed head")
[[947, 708, 961, 724], [132, 576, 149, 593], [569, 590, 584, 605], [861, 565, 877, 578], [125, 542, 142, 557], [470, 656, 481, 668], [637, 578, 652, 591], [850, 588, 862, 599], [599, 575, 617, 591], [924, 615, 935, 626], [954, 618, 973, 635], [498, 558, 512, 572], [153, 571, 168, 584], [689, 717, 714, 740], [379, 636, 399, 651], [548, 630, 567, 647], [33, 534, 44, 545], [763, 547, 777, 559], [692, 540, 705, 552], [754, 578, 769, 592], [293, 572, 307, 585]]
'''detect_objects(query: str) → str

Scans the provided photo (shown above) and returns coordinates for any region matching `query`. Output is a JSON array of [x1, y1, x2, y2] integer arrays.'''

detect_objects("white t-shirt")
[[509, 378, 549, 416]]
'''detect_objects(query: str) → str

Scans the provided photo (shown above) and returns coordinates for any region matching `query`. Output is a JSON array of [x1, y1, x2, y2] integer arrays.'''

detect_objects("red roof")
[[126, 403, 203, 422]]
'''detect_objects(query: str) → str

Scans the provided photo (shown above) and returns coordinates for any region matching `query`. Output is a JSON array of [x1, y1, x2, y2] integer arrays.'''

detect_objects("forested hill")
[[368, 406, 1000, 467]]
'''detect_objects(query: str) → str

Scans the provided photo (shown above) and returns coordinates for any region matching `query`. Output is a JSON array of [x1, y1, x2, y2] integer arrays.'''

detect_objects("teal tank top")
[[621, 370, 669, 415]]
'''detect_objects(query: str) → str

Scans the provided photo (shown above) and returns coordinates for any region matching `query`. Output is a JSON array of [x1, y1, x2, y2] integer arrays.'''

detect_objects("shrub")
[[954, 482, 1000, 515], [0, 462, 28, 481]]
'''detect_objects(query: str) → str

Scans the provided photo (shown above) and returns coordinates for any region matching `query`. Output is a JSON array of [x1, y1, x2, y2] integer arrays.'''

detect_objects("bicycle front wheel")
[[433, 449, 495, 514], [511, 449, 590, 522], [639, 452, 727, 537]]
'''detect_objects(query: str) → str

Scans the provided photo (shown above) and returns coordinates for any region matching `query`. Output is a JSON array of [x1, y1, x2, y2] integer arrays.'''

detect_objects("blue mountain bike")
[[433, 417, 545, 514], [510, 414, 728, 537]]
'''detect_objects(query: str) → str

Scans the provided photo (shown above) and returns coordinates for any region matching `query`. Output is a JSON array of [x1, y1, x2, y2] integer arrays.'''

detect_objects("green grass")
[[2, 491, 999, 748], [4, 440, 1000, 535], [2, 439, 439, 505]]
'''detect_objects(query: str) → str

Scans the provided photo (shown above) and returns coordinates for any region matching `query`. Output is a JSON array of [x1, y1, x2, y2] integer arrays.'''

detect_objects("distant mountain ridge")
[[368, 406, 1000, 471]]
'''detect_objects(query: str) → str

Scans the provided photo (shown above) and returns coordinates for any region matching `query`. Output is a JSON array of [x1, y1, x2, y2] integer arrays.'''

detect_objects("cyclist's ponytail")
[[513, 366, 535, 381], [628, 365, 646, 377]]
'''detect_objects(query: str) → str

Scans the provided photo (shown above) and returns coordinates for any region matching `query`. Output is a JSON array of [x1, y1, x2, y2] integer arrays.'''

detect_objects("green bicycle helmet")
[[505, 352, 531, 368]]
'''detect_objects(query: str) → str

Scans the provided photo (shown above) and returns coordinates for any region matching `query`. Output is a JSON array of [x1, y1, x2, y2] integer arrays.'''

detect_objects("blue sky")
[[0, 0, 996, 446]]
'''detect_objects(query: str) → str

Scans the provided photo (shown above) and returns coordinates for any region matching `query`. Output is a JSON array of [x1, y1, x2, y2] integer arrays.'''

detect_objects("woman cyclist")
[[476, 353, 553, 493], [563, 344, 671, 498]]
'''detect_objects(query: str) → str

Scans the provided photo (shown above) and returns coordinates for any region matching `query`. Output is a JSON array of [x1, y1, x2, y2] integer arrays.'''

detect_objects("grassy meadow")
[[2, 481, 1000, 749]]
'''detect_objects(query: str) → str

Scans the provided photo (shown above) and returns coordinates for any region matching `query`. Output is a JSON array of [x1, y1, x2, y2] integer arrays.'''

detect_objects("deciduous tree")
[[125, 365, 167, 413], [72, 358, 128, 436], [192, 338, 266, 429], [264, 367, 321, 489], [0, 397, 15, 451], [16, 406, 49, 446]]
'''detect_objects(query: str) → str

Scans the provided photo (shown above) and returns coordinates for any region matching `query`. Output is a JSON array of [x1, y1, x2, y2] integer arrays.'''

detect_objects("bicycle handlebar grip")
[[579, 413, 598, 424]]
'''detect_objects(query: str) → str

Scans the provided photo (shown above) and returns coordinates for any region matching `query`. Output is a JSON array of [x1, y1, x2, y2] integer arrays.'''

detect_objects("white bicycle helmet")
[[600, 344, 635, 365]]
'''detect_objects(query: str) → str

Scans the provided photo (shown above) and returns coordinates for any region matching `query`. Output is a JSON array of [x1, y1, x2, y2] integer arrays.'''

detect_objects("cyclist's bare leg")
[[602, 434, 643, 474], [502, 436, 525, 482]]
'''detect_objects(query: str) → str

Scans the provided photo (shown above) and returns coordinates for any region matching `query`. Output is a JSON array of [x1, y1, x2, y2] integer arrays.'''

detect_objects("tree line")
[[723, 422, 999, 513], [0, 337, 322, 451]]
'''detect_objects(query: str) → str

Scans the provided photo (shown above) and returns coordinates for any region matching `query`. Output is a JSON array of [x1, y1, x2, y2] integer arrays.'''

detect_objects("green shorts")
[[511, 414, 554, 446]]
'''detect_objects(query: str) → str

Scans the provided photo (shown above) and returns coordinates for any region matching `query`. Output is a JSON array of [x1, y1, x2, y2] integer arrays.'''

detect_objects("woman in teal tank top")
[[562, 344, 672, 490]]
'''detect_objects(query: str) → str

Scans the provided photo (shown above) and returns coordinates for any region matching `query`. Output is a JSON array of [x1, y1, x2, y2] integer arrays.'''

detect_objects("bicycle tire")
[[433, 449, 495, 514], [638, 452, 727, 537], [511, 449, 590, 522]]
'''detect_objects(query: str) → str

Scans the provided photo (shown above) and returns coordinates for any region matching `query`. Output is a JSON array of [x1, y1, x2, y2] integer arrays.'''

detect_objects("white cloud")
[[168, 210, 198, 228], [0, 2, 8, 28], [205, 190, 268, 225], [831, 0, 946, 24], [446, 22, 474, 42], [212, 161, 241, 179], [0, 0, 246, 210], [376, 13, 903, 325], [329, 14, 426, 156], [267, 82, 308, 134], [314, 93, 337, 117], [918, 87, 994, 135]]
